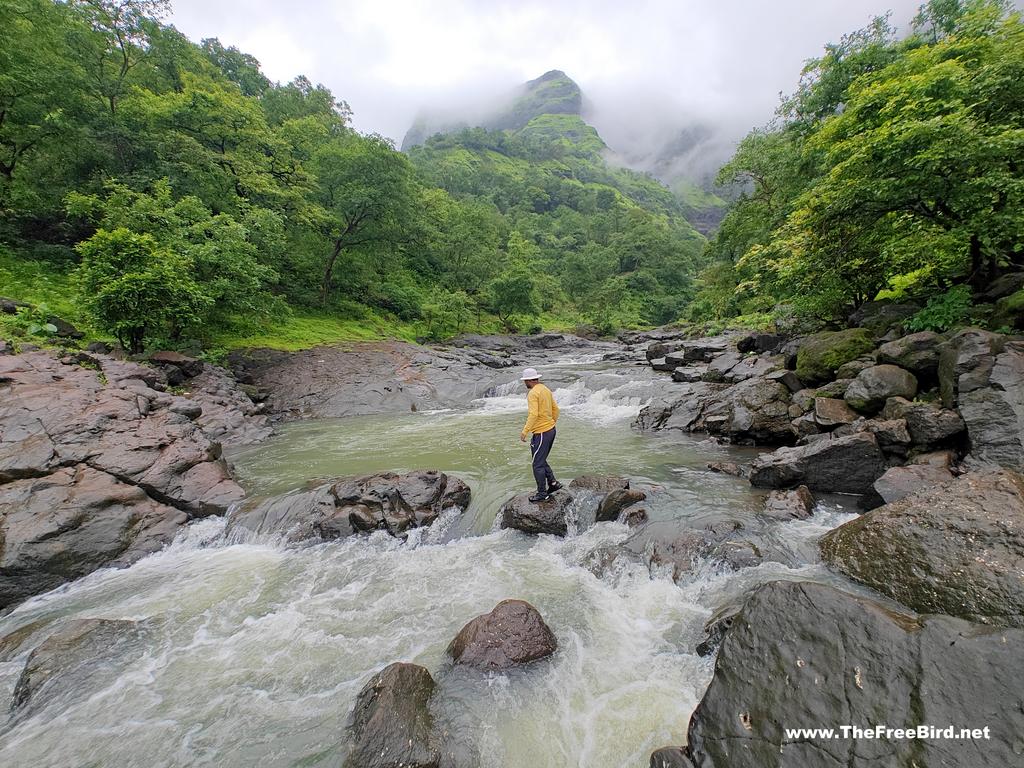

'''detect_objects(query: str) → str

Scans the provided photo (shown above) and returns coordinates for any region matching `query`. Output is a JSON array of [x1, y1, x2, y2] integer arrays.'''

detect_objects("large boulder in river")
[[748, 432, 887, 495], [939, 330, 1024, 470], [795, 329, 874, 384], [842, 364, 917, 413], [342, 662, 440, 768], [875, 330, 943, 381], [499, 489, 574, 535], [821, 469, 1024, 626], [634, 382, 727, 432], [447, 599, 557, 670], [0, 466, 188, 610], [12, 618, 144, 711], [650, 747, 695, 768], [760, 486, 814, 520], [229, 470, 471, 540], [693, 378, 793, 444], [684, 580, 1024, 768], [623, 519, 770, 580]]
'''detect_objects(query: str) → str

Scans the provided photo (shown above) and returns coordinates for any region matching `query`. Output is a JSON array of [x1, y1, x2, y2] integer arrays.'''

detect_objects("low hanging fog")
[[169, 0, 929, 181]]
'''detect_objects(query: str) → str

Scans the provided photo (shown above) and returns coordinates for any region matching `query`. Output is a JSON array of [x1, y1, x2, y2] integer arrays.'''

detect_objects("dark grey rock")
[[843, 364, 918, 414], [760, 486, 815, 520], [870, 463, 954, 504], [876, 331, 943, 380], [686, 580, 1024, 768], [650, 747, 695, 768], [749, 433, 887, 495], [765, 369, 802, 393], [671, 366, 706, 382], [736, 333, 784, 354], [447, 599, 557, 670], [499, 490, 573, 535], [881, 397, 965, 446], [821, 469, 1024, 626], [343, 662, 440, 768]]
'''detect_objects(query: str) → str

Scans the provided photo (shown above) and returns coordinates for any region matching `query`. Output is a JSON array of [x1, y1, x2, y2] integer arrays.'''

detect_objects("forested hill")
[[0, 1, 706, 354]]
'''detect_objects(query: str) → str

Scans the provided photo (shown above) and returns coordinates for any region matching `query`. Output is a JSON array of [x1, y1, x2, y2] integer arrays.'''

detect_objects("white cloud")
[[166, 0, 948, 155]]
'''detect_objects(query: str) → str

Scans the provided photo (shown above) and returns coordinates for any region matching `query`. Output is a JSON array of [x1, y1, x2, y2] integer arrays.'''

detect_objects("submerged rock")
[[760, 486, 815, 521], [447, 599, 557, 670], [821, 469, 1024, 626], [569, 475, 647, 522], [748, 432, 887, 495], [342, 662, 440, 768], [12, 619, 143, 711], [686, 580, 1024, 768], [499, 490, 573, 536]]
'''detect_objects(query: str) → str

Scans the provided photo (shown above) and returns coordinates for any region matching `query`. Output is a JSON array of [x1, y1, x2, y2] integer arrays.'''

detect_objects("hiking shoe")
[[547, 481, 563, 493], [528, 492, 551, 503]]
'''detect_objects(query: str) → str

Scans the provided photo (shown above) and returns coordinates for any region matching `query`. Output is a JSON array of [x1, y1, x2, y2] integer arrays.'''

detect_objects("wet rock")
[[847, 299, 920, 333], [834, 357, 874, 379], [447, 599, 557, 670], [876, 331, 943, 381], [685, 580, 1024, 768], [843, 364, 918, 414], [813, 397, 858, 428], [704, 353, 781, 384], [569, 475, 628, 493], [813, 378, 852, 399], [230, 471, 470, 540], [870, 463, 955, 505], [45, 315, 84, 339], [736, 333, 783, 354], [149, 350, 204, 379], [499, 490, 573, 536], [12, 618, 143, 710], [706, 461, 746, 478], [646, 340, 685, 361], [336, 471, 471, 534], [671, 365, 706, 382], [749, 432, 887, 495], [650, 357, 675, 372], [821, 469, 1024, 626], [765, 369, 802, 393], [881, 397, 965, 447], [623, 507, 648, 527], [342, 662, 440, 768], [633, 383, 726, 432], [650, 747, 695, 768], [695, 604, 742, 657], [760, 486, 814, 520], [943, 335, 1024, 470], [597, 488, 647, 522], [0, 465, 188, 610], [795, 329, 875, 384], [695, 378, 793, 444], [626, 520, 764, 580]]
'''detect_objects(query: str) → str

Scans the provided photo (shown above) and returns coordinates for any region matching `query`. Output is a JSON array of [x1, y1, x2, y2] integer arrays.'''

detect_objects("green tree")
[[75, 227, 209, 352]]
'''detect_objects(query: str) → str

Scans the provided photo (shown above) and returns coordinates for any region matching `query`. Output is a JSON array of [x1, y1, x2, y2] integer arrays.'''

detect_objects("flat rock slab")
[[821, 469, 1024, 626], [447, 599, 557, 670], [685, 580, 1024, 768], [342, 662, 440, 768]]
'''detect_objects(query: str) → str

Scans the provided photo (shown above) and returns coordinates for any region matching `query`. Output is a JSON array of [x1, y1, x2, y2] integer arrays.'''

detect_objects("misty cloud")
[[168, 0, 941, 174]]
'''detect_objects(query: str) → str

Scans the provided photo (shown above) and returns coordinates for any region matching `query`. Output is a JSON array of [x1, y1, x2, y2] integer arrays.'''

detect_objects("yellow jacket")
[[522, 382, 559, 437]]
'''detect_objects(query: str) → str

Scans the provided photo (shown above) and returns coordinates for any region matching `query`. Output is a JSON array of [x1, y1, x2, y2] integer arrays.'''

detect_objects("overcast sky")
[[168, 0, 935, 156]]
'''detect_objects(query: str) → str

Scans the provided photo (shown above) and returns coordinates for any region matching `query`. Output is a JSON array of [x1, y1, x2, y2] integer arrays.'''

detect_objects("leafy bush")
[[905, 285, 973, 332], [76, 228, 211, 353]]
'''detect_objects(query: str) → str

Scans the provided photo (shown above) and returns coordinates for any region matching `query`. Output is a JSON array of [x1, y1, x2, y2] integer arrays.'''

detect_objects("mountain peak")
[[401, 70, 582, 150]]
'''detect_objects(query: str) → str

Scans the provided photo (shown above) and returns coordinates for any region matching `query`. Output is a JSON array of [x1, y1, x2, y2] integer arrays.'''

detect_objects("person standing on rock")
[[519, 367, 562, 502]]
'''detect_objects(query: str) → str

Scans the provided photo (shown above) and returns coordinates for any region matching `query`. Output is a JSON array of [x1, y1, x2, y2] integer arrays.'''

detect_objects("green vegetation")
[[692, 0, 1024, 331], [0, 1, 704, 354]]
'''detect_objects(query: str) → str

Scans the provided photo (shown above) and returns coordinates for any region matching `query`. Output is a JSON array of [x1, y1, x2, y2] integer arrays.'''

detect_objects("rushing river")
[[0, 355, 856, 768]]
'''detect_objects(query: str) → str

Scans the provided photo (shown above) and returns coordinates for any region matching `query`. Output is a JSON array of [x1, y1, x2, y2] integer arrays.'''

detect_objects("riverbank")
[[1, 329, 1023, 767]]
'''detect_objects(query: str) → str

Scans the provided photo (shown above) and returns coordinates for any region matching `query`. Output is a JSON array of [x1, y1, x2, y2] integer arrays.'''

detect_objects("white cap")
[[521, 367, 541, 380]]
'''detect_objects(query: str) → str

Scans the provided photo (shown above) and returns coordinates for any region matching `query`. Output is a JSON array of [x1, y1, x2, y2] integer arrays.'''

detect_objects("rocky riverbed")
[[1, 324, 1023, 767]]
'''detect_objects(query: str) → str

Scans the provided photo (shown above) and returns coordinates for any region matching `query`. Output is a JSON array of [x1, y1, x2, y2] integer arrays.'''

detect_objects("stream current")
[[0, 354, 856, 767]]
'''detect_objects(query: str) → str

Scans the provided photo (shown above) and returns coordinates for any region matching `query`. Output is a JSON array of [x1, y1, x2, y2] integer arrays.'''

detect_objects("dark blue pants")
[[530, 428, 557, 494]]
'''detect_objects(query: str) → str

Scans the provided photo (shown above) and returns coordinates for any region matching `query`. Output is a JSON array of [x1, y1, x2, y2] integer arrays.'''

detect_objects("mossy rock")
[[993, 289, 1024, 330], [796, 329, 875, 384]]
